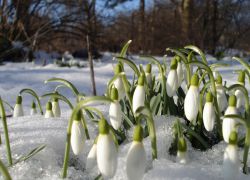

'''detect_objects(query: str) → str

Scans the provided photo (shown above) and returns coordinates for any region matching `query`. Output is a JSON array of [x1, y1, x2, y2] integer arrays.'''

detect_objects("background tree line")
[[0, 0, 250, 61]]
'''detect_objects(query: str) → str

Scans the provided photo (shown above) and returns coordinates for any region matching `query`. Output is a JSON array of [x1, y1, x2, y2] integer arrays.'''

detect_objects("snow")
[[0, 54, 249, 179]]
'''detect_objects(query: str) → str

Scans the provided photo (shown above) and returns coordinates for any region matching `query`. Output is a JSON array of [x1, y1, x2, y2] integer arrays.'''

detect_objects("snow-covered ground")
[[0, 54, 249, 180]]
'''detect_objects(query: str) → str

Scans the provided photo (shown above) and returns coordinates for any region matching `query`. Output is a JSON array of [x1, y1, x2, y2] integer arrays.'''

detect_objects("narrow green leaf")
[[184, 45, 207, 64], [120, 40, 132, 57], [41, 92, 74, 109], [233, 57, 250, 73], [116, 57, 140, 77]]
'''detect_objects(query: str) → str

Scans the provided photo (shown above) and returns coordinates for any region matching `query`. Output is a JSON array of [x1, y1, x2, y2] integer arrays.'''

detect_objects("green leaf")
[[210, 63, 230, 70], [20, 88, 43, 115], [120, 40, 132, 57], [45, 78, 79, 97], [12, 144, 46, 166], [150, 94, 161, 115], [116, 57, 140, 77], [233, 57, 250, 73]]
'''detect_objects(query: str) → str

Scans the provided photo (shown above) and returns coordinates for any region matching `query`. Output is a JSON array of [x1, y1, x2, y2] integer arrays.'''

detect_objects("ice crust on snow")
[[0, 55, 250, 179]]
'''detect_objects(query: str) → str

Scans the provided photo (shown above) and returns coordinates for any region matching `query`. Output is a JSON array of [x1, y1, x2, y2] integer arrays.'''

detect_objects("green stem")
[[0, 159, 12, 180], [243, 127, 250, 174], [0, 98, 12, 166]]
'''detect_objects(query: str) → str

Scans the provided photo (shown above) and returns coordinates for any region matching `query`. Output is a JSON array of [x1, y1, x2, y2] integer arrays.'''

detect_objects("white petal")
[[203, 102, 215, 131], [109, 101, 122, 130], [222, 107, 238, 143], [126, 142, 147, 180], [235, 89, 245, 109], [97, 134, 117, 178], [216, 85, 228, 112], [70, 121, 85, 155], [86, 144, 97, 171], [132, 86, 145, 114], [30, 108, 37, 116], [177, 151, 188, 164], [114, 77, 125, 100], [13, 104, 24, 117], [184, 86, 199, 122], [166, 70, 178, 97], [44, 110, 54, 118], [223, 145, 239, 180], [52, 101, 61, 117]]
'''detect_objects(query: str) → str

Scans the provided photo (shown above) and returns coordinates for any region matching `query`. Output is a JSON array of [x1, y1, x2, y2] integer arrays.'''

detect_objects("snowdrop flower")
[[203, 92, 216, 131], [13, 95, 24, 117], [52, 97, 61, 117], [235, 71, 245, 109], [176, 56, 184, 88], [145, 64, 152, 88], [133, 75, 145, 115], [86, 138, 98, 171], [126, 125, 147, 180], [223, 131, 240, 180], [70, 111, 85, 155], [167, 58, 178, 97], [177, 137, 188, 164], [109, 87, 122, 130], [216, 74, 228, 112], [44, 102, 54, 118], [223, 95, 238, 143], [184, 74, 199, 124], [113, 64, 125, 100], [97, 118, 117, 178], [30, 101, 37, 115]]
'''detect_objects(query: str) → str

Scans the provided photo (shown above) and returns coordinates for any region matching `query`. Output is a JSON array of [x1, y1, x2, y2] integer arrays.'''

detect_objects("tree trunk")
[[138, 0, 145, 53], [181, 0, 193, 44], [211, 0, 218, 54]]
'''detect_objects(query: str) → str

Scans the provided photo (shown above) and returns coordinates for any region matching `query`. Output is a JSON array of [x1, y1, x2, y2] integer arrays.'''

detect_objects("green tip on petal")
[[73, 110, 82, 121], [216, 74, 222, 85], [229, 131, 238, 145], [238, 71, 245, 85], [31, 101, 36, 108], [228, 95, 237, 107], [178, 137, 187, 152], [206, 92, 213, 103], [138, 74, 145, 86], [170, 58, 178, 70], [114, 64, 123, 75], [190, 74, 199, 86], [16, 95, 22, 104], [98, 118, 109, 135], [145, 64, 152, 73], [111, 87, 119, 100], [133, 125, 143, 142], [46, 101, 52, 110]]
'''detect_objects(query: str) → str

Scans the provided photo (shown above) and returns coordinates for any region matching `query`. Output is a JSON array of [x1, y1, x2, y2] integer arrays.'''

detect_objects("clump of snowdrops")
[[0, 40, 250, 180]]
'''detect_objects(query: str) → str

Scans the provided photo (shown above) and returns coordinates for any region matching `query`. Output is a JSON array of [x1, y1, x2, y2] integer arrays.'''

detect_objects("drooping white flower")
[[176, 56, 184, 87], [126, 125, 146, 180], [203, 92, 216, 131], [222, 95, 238, 143], [44, 102, 54, 118], [86, 139, 97, 171], [13, 95, 24, 118], [216, 74, 228, 112], [166, 58, 178, 97], [109, 88, 122, 130], [235, 71, 245, 109], [184, 74, 199, 124], [30, 101, 37, 115], [145, 64, 152, 88], [113, 64, 125, 100], [176, 137, 188, 164], [52, 98, 61, 117], [223, 131, 240, 180], [70, 111, 85, 155], [96, 119, 117, 178], [133, 75, 145, 115]]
